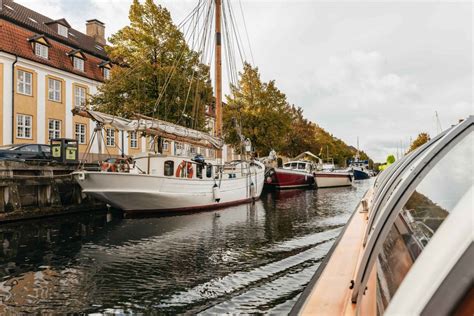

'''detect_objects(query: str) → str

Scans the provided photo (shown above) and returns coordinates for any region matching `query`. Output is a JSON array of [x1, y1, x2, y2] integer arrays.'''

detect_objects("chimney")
[[86, 19, 106, 45]]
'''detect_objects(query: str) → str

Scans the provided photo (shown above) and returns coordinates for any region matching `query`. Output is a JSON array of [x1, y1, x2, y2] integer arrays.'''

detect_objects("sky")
[[17, 0, 473, 161]]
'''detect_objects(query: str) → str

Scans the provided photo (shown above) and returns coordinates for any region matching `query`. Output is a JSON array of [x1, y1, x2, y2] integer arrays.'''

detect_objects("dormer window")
[[58, 24, 68, 37], [73, 57, 84, 72], [103, 67, 110, 80], [35, 43, 48, 59]]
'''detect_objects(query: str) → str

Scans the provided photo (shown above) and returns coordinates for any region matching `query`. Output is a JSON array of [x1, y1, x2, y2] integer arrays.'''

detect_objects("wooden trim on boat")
[[292, 188, 377, 316]]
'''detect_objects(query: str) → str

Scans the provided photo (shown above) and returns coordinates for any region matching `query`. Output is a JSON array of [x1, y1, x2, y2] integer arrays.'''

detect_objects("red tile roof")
[[0, 19, 106, 82], [0, 0, 107, 59]]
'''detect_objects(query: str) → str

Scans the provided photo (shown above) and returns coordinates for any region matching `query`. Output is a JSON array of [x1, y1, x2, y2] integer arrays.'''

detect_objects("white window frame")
[[103, 67, 110, 80], [48, 78, 61, 102], [163, 141, 169, 151], [130, 131, 138, 148], [35, 42, 48, 59], [106, 128, 115, 147], [75, 123, 86, 144], [58, 24, 68, 38], [73, 57, 84, 72], [17, 70, 33, 96], [74, 86, 86, 107], [48, 119, 61, 141], [17, 114, 32, 139]]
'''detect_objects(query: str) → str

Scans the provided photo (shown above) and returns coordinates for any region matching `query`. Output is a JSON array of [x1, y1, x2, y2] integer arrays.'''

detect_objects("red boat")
[[265, 160, 316, 189]]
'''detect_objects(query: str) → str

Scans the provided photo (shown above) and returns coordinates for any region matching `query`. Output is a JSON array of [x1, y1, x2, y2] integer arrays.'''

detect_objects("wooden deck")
[[298, 188, 376, 316]]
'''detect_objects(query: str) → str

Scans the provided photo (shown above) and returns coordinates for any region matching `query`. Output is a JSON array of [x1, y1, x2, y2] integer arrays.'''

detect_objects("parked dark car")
[[0, 144, 52, 161]]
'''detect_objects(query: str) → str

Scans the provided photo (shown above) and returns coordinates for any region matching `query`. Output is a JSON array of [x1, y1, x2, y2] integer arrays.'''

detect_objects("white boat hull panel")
[[314, 172, 352, 188]]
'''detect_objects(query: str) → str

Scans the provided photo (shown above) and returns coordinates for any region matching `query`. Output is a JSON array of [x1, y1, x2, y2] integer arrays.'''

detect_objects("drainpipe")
[[11, 55, 18, 145]]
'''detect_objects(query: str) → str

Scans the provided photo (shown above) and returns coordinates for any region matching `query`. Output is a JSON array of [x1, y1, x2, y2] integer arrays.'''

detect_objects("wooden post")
[[215, 0, 223, 159]]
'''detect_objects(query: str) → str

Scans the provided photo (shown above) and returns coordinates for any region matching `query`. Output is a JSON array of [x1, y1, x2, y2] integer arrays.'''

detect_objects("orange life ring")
[[175, 161, 187, 177], [186, 162, 193, 178], [101, 162, 116, 172]]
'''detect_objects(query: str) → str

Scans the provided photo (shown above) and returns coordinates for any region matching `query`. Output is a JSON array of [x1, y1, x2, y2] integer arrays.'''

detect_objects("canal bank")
[[0, 180, 372, 314], [0, 160, 105, 223]]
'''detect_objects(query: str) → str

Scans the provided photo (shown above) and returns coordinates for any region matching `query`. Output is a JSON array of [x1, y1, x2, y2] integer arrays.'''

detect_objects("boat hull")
[[353, 168, 370, 180], [265, 168, 315, 190], [74, 170, 265, 213], [314, 172, 352, 188]]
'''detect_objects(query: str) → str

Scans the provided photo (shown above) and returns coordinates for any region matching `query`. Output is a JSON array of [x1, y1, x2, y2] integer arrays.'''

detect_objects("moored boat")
[[265, 160, 316, 190], [75, 154, 265, 212], [314, 170, 352, 188]]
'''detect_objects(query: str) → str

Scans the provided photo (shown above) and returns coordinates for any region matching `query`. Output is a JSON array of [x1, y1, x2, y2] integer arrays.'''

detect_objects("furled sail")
[[72, 108, 224, 149]]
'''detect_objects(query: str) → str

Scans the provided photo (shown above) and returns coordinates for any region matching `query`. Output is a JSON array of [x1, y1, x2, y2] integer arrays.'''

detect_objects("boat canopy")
[[72, 108, 224, 149], [293, 151, 322, 163]]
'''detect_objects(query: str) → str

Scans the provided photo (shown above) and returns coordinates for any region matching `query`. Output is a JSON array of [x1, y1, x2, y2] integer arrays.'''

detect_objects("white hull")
[[75, 168, 265, 212], [314, 172, 352, 188]]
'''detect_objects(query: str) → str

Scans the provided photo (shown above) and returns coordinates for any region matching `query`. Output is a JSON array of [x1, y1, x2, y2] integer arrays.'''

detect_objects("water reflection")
[[0, 181, 372, 314]]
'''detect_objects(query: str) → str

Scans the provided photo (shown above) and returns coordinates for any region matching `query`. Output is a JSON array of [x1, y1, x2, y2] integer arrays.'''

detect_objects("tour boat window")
[[377, 131, 472, 311], [290, 162, 298, 169], [164, 160, 174, 176], [206, 165, 212, 178], [298, 163, 306, 170]]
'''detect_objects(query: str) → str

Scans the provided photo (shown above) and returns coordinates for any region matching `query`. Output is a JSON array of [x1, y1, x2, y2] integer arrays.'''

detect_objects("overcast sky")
[[18, 0, 473, 161]]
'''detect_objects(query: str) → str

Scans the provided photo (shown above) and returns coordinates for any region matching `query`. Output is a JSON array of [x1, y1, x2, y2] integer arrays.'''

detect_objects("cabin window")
[[164, 160, 174, 176], [206, 165, 212, 178], [298, 163, 306, 170], [377, 131, 472, 312], [196, 164, 203, 179], [290, 162, 298, 169]]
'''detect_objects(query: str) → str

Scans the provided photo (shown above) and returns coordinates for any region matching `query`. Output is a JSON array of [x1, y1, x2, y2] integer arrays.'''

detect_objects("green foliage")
[[407, 132, 430, 153], [224, 63, 293, 156], [224, 63, 370, 165], [91, 0, 213, 130]]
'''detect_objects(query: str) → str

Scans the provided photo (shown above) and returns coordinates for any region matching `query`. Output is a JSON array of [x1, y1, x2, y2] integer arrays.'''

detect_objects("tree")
[[91, 0, 213, 130], [407, 132, 430, 153], [223, 63, 293, 156]]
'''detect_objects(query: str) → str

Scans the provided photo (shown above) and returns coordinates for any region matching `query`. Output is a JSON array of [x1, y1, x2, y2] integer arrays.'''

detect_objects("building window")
[[106, 128, 115, 147], [48, 78, 61, 102], [103, 67, 110, 80], [48, 119, 61, 140], [73, 57, 84, 71], [175, 142, 184, 155], [130, 131, 138, 148], [35, 43, 48, 59], [164, 161, 174, 176], [17, 70, 33, 95], [75, 123, 86, 144], [74, 86, 86, 106], [17, 114, 32, 139], [163, 141, 169, 151], [190, 146, 196, 155], [58, 24, 68, 37]]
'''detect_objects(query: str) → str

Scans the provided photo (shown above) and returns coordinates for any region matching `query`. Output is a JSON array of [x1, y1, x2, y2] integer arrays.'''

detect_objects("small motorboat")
[[265, 160, 316, 189], [313, 170, 352, 188], [264, 151, 322, 190]]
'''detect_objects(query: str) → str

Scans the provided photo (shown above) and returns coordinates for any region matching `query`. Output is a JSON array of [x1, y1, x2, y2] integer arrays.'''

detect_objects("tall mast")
[[215, 0, 223, 139]]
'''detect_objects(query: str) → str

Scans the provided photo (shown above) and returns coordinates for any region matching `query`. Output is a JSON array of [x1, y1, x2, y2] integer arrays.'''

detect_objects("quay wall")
[[0, 160, 105, 222]]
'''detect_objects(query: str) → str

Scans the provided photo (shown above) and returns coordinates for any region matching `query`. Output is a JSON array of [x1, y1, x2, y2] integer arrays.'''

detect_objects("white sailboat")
[[73, 0, 265, 213]]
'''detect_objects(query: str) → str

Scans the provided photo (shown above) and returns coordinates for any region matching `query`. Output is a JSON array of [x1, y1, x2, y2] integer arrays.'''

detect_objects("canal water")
[[0, 180, 371, 314]]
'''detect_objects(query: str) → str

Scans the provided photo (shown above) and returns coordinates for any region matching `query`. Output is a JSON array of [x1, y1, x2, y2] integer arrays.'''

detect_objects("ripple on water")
[[0, 180, 373, 314]]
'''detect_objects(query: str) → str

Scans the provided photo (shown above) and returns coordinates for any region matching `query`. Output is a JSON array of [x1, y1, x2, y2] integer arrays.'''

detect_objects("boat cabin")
[[128, 154, 262, 180], [282, 161, 315, 173]]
